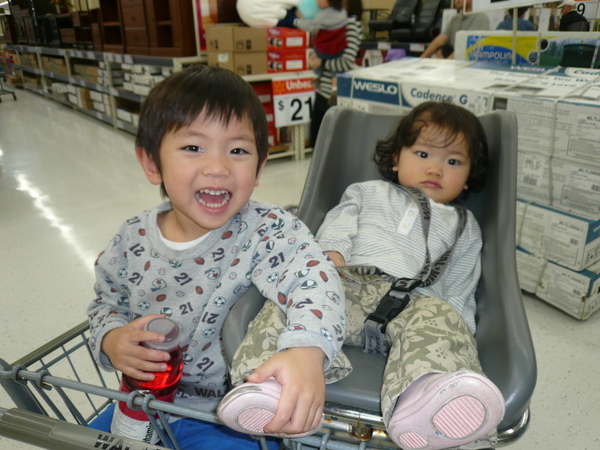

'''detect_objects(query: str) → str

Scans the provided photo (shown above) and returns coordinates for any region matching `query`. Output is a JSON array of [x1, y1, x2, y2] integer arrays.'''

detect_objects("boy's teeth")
[[196, 189, 230, 208]]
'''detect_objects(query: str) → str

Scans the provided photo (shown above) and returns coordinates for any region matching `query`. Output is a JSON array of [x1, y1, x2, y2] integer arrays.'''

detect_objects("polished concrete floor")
[[1, 90, 599, 449]]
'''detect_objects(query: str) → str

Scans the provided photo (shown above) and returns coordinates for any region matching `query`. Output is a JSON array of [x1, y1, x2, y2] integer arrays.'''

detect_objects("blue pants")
[[89, 403, 281, 450]]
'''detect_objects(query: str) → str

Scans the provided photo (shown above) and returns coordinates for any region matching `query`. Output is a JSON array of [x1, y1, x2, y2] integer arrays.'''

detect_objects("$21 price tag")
[[272, 76, 316, 128]]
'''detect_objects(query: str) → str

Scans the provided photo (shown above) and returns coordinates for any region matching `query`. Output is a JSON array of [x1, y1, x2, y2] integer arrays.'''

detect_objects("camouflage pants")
[[229, 265, 483, 425]]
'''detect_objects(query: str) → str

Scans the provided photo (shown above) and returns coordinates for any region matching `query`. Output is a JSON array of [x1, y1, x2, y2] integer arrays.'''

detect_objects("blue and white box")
[[516, 199, 600, 271], [516, 247, 600, 320]]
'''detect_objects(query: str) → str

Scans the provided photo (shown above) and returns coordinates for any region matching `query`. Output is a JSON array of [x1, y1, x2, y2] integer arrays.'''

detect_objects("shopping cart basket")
[[0, 321, 381, 450], [0, 57, 17, 102]]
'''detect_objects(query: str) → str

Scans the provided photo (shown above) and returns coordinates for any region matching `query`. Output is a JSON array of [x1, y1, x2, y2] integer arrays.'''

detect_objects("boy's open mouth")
[[195, 189, 231, 208]]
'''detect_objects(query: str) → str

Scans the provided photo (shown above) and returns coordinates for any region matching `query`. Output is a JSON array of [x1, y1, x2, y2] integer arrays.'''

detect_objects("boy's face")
[[393, 124, 470, 204], [138, 112, 266, 241]]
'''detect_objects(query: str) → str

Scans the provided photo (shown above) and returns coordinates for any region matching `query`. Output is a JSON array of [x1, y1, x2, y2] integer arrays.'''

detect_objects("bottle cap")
[[144, 317, 181, 352]]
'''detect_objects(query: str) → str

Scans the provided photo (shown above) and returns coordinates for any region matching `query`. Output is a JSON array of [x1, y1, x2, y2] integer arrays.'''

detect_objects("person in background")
[[558, 0, 590, 31], [294, 0, 349, 67], [308, 0, 363, 148], [420, 0, 489, 59], [496, 7, 535, 31]]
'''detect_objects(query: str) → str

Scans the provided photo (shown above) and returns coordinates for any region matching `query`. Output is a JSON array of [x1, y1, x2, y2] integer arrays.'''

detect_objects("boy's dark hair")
[[136, 65, 269, 198], [374, 101, 488, 196]]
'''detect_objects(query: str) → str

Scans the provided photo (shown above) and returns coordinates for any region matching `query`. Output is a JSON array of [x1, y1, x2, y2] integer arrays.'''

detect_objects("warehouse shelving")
[[5, 44, 311, 159]]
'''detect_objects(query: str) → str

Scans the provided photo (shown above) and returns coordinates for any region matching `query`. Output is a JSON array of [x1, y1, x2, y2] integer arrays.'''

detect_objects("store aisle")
[[1, 90, 599, 449]]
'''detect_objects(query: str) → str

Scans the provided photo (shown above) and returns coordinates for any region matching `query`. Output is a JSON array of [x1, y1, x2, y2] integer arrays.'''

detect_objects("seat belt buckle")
[[365, 292, 410, 334]]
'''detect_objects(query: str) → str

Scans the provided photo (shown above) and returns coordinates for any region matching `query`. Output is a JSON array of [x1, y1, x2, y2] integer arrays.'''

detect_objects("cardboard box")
[[93, 101, 107, 113], [337, 74, 402, 114], [234, 52, 268, 75], [516, 200, 600, 271], [267, 27, 309, 50], [516, 247, 600, 320], [89, 90, 103, 102], [337, 58, 475, 114], [133, 84, 152, 96], [42, 56, 68, 75], [51, 82, 69, 95], [516, 152, 600, 220], [455, 31, 600, 67], [207, 51, 267, 75], [491, 79, 600, 165], [206, 25, 236, 51], [234, 26, 267, 51], [132, 64, 162, 75], [206, 25, 267, 52], [117, 108, 133, 123], [267, 48, 307, 73]]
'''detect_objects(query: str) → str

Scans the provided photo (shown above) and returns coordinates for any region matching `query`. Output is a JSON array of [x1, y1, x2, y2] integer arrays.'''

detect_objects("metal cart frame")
[[1, 321, 384, 450]]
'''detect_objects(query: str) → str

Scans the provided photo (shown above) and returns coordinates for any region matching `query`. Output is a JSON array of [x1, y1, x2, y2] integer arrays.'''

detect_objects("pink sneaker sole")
[[217, 378, 323, 438], [388, 371, 505, 450]]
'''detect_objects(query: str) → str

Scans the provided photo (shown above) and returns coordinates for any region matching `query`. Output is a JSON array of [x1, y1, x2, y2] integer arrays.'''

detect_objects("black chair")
[[369, 0, 420, 37], [223, 106, 537, 449], [391, 0, 446, 43]]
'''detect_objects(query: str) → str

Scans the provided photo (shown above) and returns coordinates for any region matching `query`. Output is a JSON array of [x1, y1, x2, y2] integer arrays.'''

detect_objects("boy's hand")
[[326, 251, 345, 267], [101, 314, 171, 381], [246, 347, 326, 435]]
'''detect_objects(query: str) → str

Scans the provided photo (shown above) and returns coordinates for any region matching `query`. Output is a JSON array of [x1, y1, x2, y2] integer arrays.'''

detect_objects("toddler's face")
[[141, 112, 264, 241], [393, 124, 470, 204]]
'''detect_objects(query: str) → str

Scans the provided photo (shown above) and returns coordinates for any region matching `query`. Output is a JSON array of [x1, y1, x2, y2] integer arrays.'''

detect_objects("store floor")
[[1, 90, 599, 449]]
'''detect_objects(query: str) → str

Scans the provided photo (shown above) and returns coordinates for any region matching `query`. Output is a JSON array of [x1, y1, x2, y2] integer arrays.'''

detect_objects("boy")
[[87, 65, 346, 441]]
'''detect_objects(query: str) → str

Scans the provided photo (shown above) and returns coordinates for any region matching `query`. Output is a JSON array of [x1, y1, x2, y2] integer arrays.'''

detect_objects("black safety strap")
[[364, 187, 468, 355]]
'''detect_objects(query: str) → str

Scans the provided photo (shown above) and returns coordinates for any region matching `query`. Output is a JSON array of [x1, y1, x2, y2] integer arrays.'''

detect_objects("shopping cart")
[[0, 55, 17, 102], [0, 321, 376, 450]]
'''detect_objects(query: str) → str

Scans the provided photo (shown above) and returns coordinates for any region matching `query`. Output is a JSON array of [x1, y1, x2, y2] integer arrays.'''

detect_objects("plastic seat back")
[[224, 106, 537, 438]]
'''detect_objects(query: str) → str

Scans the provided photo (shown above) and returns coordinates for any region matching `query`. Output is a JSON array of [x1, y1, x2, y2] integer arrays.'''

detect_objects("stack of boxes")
[[66, 85, 94, 110], [42, 56, 68, 76], [122, 63, 170, 96], [90, 90, 113, 116], [72, 62, 124, 88], [206, 26, 309, 76], [335, 58, 600, 319], [266, 27, 309, 74], [50, 82, 69, 103], [17, 52, 41, 89]]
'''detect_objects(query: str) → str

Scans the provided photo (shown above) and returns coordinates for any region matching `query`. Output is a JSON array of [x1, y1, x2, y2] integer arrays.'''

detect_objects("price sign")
[[272, 76, 315, 127]]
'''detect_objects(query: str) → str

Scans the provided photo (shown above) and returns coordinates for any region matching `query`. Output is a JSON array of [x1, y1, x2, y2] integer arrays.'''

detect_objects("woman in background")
[[309, 0, 363, 148]]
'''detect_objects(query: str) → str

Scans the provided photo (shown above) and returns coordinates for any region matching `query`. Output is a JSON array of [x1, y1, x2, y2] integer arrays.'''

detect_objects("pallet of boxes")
[[205, 24, 309, 153], [490, 69, 600, 321]]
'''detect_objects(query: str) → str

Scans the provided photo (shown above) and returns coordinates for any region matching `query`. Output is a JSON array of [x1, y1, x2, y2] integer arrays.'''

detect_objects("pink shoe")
[[217, 377, 323, 438], [387, 371, 505, 450]]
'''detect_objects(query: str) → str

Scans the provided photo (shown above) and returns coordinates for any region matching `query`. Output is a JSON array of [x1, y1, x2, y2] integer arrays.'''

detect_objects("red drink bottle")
[[111, 318, 183, 444]]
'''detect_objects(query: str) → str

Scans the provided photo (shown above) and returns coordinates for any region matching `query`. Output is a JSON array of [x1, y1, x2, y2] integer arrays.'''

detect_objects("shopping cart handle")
[[0, 406, 164, 450]]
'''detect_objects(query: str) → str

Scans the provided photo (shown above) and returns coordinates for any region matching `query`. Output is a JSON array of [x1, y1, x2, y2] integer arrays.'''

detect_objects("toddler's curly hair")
[[374, 101, 489, 194]]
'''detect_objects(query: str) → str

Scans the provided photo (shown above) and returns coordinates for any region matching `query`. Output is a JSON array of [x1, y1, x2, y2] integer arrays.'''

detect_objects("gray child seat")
[[223, 106, 537, 448]]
